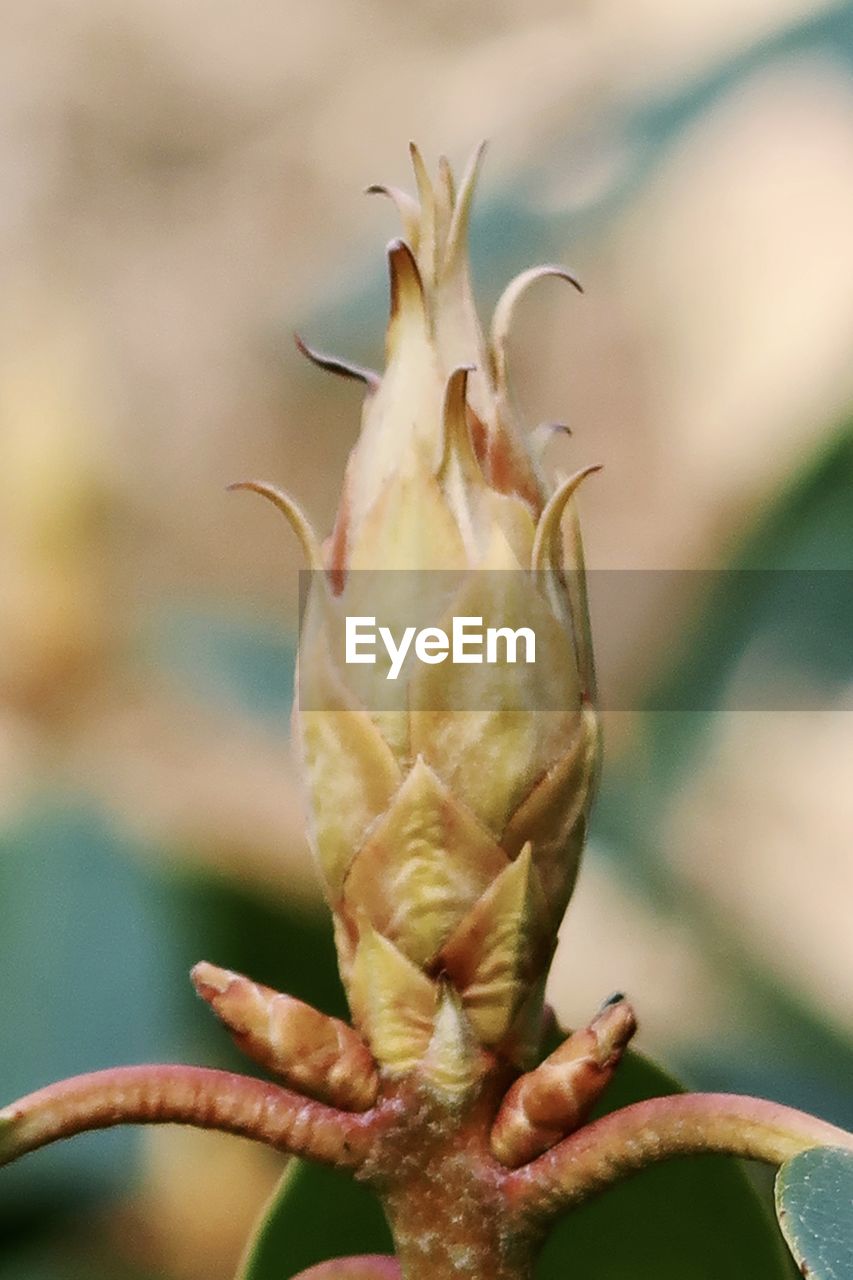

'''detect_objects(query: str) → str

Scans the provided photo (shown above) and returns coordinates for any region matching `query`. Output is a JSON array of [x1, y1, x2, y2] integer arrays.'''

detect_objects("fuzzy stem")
[[504, 1091, 853, 1222], [367, 1076, 536, 1280], [0, 1065, 373, 1170]]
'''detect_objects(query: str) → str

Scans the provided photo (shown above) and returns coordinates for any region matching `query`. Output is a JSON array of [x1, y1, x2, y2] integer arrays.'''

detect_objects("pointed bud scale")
[[501, 702, 599, 926], [347, 926, 438, 1075], [239, 146, 602, 1073], [342, 756, 509, 968], [408, 142, 438, 286], [298, 681, 402, 900], [420, 983, 487, 1104], [438, 845, 551, 1048], [490, 996, 637, 1167], [191, 962, 378, 1111]]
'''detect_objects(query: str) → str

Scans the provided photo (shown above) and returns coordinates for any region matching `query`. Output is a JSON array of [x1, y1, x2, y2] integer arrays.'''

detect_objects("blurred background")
[[1, 0, 852, 1276]]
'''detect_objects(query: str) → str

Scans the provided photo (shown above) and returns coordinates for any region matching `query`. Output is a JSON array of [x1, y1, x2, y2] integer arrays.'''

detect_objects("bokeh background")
[[1, 1, 852, 1276]]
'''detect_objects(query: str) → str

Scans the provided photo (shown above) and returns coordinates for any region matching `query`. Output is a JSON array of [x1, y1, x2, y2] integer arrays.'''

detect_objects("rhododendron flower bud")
[[240, 145, 600, 1087]]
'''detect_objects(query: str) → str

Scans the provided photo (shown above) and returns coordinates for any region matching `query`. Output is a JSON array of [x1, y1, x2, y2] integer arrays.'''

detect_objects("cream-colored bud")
[[239, 146, 600, 1076], [421, 983, 487, 1104]]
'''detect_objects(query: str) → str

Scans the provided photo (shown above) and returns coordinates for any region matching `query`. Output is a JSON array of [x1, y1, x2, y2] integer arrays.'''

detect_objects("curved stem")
[[504, 1091, 853, 1223], [0, 1065, 374, 1171], [291, 1259, 400, 1280]]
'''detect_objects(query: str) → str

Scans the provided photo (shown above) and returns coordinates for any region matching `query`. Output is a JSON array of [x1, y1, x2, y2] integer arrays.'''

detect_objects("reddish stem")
[[291, 1259, 400, 1279], [0, 1064, 374, 1170], [504, 1091, 853, 1223]]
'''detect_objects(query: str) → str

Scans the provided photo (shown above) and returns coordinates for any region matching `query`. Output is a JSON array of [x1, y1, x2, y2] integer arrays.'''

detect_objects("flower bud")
[[241, 146, 600, 1079]]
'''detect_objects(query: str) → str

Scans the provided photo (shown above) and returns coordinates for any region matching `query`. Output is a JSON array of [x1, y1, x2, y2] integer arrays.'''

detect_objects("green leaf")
[[236, 1159, 393, 1280], [239, 1048, 789, 1280], [537, 1052, 789, 1279], [593, 422, 853, 1122], [0, 1232, 159, 1280], [145, 606, 296, 725], [775, 1146, 853, 1280], [0, 803, 180, 1220], [166, 866, 350, 1069], [626, 424, 853, 790]]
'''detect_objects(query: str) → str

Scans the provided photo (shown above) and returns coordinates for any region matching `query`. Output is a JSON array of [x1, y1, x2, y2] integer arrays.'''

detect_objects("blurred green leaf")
[[0, 1227, 159, 1280], [594, 421, 853, 1118], [237, 1160, 393, 1280], [775, 1146, 853, 1280], [311, 4, 853, 350], [538, 1052, 790, 1280], [146, 605, 296, 724], [239, 1048, 788, 1280], [0, 802, 179, 1220], [166, 868, 349, 1073], [629, 424, 853, 788]]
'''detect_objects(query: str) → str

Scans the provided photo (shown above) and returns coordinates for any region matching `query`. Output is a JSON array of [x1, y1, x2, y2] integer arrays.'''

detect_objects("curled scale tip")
[[531, 464, 602, 575], [365, 183, 421, 249], [227, 480, 323, 572], [490, 264, 584, 389], [386, 238, 429, 338], [529, 422, 573, 459], [294, 333, 379, 389]]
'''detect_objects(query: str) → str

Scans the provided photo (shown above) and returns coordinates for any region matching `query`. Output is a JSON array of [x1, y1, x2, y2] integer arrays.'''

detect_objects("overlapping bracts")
[[267, 146, 600, 1081]]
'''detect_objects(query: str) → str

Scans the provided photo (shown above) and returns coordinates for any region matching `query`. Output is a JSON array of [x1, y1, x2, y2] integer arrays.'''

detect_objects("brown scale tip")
[[364, 184, 421, 249], [386, 238, 427, 328], [601, 991, 626, 1010], [294, 333, 380, 389]]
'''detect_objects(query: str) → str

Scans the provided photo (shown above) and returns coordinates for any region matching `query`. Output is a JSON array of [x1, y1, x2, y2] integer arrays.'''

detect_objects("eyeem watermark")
[[298, 568, 853, 711], [346, 615, 536, 680]]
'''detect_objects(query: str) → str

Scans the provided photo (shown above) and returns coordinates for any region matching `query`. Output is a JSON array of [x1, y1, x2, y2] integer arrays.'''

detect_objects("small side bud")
[[491, 995, 637, 1168], [191, 962, 378, 1112]]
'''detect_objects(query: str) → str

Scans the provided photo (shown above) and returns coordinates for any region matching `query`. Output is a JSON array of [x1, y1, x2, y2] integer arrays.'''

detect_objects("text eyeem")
[[345, 616, 536, 681]]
